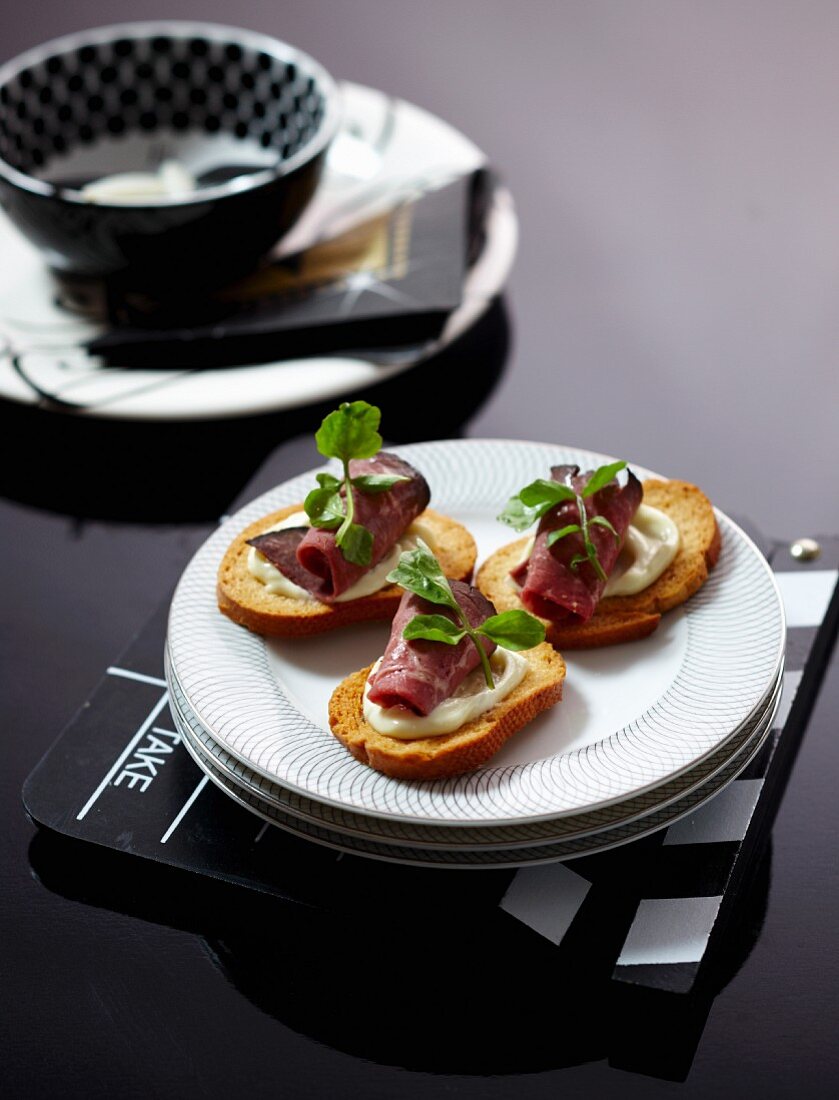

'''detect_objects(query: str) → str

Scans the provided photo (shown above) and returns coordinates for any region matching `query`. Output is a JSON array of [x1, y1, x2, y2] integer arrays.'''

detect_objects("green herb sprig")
[[304, 401, 408, 566], [386, 542, 545, 688], [498, 461, 626, 582]]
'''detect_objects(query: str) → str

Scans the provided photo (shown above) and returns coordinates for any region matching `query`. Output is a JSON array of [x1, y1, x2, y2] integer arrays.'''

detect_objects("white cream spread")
[[512, 503, 679, 597], [362, 649, 527, 739], [81, 160, 196, 204], [247, 512, 439, 603], [602, 504, 680, 596]]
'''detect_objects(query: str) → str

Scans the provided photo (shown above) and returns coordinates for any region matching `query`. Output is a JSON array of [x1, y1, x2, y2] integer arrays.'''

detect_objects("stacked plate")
[[166, 439, 785, 869]]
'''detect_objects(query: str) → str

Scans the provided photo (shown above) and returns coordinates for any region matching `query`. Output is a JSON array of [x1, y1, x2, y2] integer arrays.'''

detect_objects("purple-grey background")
[[4, 0, 838, 536]]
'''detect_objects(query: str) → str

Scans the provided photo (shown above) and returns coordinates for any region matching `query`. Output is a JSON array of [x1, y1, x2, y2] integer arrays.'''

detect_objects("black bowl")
[[0, 22, 341, 290]]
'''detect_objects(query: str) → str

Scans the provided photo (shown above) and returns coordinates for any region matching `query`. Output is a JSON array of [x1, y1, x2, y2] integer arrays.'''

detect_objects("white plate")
[[167, 439, 786, 826], [0, 82, 515, 421], [166, 649, 782, 850], [174, 697, 779, 868]]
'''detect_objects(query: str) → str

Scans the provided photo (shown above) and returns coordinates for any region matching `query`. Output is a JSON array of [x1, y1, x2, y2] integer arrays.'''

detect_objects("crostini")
[[476, 463, 720, 649], [218, 402, 477, 636], [328, 543, 565, 779]]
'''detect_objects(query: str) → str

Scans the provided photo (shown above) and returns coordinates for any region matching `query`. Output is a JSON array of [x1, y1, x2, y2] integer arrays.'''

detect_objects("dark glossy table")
[[4, 3, 839, 1096]]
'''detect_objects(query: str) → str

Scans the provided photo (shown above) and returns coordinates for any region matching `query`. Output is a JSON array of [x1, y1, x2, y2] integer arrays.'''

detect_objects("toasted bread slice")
[[217, 506, 477, 637], [328, 643, 566, 780], [476, 479, 721, 650]]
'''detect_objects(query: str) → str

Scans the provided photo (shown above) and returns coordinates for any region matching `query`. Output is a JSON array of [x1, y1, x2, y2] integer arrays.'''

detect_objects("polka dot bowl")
[[0, 22, 341, 289]]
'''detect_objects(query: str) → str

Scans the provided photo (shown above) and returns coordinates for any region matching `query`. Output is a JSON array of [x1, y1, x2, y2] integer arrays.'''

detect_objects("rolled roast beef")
[[247, 453, 429, 603], [511, 464, 642, 623], [366, 580, 497, 716]]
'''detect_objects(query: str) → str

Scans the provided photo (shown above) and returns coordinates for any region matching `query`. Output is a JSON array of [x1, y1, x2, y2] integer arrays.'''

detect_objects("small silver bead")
[[790, 537, 821, 562]]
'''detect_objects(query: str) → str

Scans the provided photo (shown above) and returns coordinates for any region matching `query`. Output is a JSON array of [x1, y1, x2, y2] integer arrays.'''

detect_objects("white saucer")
[[0, 82, 516, 420]]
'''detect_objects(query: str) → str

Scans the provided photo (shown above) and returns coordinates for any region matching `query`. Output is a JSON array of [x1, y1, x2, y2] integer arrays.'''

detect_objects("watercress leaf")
[[315, 401, 382, 463], [316, 472, 341, 491], [581, 460, 627, 498], [351, 474, 409, 493], [519, 479, 576, 508], [589, 514, 619, 541], [304, 486, 344, 528], [477, 610, 545, 651], [498, 478, 578, 531], [336, 522, 373, 566], [569, 552, 588, 572], [497, 495, 547, 532], [402, 614, 466, 645], [545, 523, 582, 548], [386, 541, 457, 609]]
